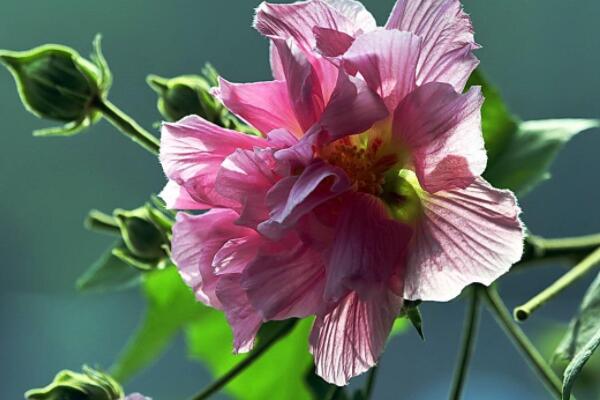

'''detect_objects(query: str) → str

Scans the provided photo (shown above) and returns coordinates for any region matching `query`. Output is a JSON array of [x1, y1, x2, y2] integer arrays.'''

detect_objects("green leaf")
[[466, 69, 518, 164], [484, 119, 599, 196], [76, 241, 141, 293], [468, 69, 598, 197], [406, 306, 424, 340], [390, 317, 409, 338], [110, 267, 203, 381], [555, 272, 600, 398], [555, 272, 600, 363], [562, 330, 600, 400], [186, 315, 314, 400]]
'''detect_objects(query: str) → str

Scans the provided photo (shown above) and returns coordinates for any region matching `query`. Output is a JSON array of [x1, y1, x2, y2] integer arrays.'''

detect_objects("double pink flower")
[[160, 0, 524, 385]]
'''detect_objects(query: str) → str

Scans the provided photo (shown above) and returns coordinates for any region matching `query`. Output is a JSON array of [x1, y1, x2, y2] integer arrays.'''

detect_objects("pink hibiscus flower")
[[159, 0, 524, 385]]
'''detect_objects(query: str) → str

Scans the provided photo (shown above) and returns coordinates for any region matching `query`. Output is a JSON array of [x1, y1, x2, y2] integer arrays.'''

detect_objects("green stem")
[[324, 386, 342, 400], [518, 234, 600, 266], [85, 209, 120, 235], [514, 246, 600, 321], [189, 320, 296, 400], [94, 98, 160, 155], [364, 364, 379, 400], [482, 286, 563, 399], [449, 287, 481, 400]]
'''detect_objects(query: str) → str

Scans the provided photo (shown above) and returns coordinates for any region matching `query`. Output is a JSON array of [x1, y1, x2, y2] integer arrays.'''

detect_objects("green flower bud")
[[114, 206, 169, 263], [0, 35, 111, 136], [147, 72, 222, 123], [25, 366, 124, 400]]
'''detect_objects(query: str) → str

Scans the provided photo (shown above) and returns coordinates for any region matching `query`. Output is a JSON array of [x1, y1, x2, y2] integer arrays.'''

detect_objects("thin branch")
[[364, 364, 379, 400], [94, 98, 160, 155], [515, 247, 600, 321], [482, 286, 563, 399], [189, 320, 296, 400], [449, 286, 481, 400]]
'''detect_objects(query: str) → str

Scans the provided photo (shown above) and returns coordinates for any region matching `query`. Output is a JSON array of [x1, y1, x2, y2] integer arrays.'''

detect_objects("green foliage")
[[0, 36, 110, 136], [114, 206, 170, 262], [562, 330, 600, 400], [485, 119, 599, 196], [25, 366, 124, 400], [147, 64, 260, 135], [111, 267, 204, 382], [400, 300, 425, 340], [554, 272, 600, 398], [470, 70, 598, 197], [76, 241, 141, 293], [186, 316, 314, 400], [466, 70, 518, 164]]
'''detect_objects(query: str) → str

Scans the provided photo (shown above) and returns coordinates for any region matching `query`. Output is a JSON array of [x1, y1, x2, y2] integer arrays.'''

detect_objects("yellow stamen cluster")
[[321, 138, 395, 195]]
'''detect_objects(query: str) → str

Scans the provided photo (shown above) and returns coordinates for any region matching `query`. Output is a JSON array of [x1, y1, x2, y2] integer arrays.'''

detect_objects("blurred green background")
[[1, 0, 599, 398]]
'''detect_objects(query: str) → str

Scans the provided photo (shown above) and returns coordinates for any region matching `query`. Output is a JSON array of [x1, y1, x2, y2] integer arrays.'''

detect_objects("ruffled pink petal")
[[216, 148, 280, 229], [212, 235, 261, 275], [218, 78, 303, 137], [309, 289, 402, 385], [393, 82, 485, 193], [160, 115, 267, 207], [324, 0, 377, 32], [159, 180, 209, 210], [269, 41, 285, 80], [404, 177, 524, 302], [259, 159, 351, 239], [216, 273, 263, 353], [313, 27, 355, 57], [171, 209, 258, 308], [242, 243, 326, 320], [254, 0, 369, 52], [343, 29, 421, 110], [308, 70, 388, 144], [325, 193, 412, 301], [385, 0, 479, 91], [272, 39, 325, 132]]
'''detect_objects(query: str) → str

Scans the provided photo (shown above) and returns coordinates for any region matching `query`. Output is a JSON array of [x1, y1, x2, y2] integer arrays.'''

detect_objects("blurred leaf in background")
[[470, 70, 598, 198]]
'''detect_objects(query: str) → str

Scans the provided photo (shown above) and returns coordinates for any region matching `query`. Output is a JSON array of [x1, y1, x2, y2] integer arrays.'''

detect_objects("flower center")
[[320, 137, 397, 195]]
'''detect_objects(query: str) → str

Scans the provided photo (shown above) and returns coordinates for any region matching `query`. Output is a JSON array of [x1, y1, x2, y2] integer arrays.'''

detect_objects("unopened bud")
[[0, 35, 111, 136], [25, 366, 123, 400], [114, 206, 169, 263], [147, 72, 222, 123]]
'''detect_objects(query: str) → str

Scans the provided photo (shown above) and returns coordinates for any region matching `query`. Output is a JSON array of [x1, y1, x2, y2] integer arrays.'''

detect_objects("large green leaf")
[[468, 70, 598, 197], [466, 69, 518, 164], [484, 119, 599, 196], [186, 316, 314, 400], [76, 241, 141, 293], [111, 267, 204, 381], [555, 272, 600, 398], [562, 329, 600, 400]]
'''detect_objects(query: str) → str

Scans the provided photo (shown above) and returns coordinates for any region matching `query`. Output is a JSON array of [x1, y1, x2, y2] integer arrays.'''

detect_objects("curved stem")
[[482, 286, 563, 399], [189, 320, 296, 400], [514, 246, 600, 321], [94, 98, 160, 155], [364, 364, 379, 400], [449, 287, 481, 400], [518, 234, 600, 267]]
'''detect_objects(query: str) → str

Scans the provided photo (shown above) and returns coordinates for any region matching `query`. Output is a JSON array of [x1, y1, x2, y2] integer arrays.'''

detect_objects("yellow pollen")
[[321, 138, 396, 195]]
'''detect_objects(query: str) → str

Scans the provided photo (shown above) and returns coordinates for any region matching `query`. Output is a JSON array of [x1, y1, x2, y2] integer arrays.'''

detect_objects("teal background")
[[1, 0, 599, 398]]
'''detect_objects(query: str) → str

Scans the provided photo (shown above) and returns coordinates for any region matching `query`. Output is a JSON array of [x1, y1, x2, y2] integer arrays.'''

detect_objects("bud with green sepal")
[[147, 73, 221, 124], [147, 64, 259, 135], [112, 205, 172, 270], [25, 366, 124, 400], [0, 35, 111, 136]]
